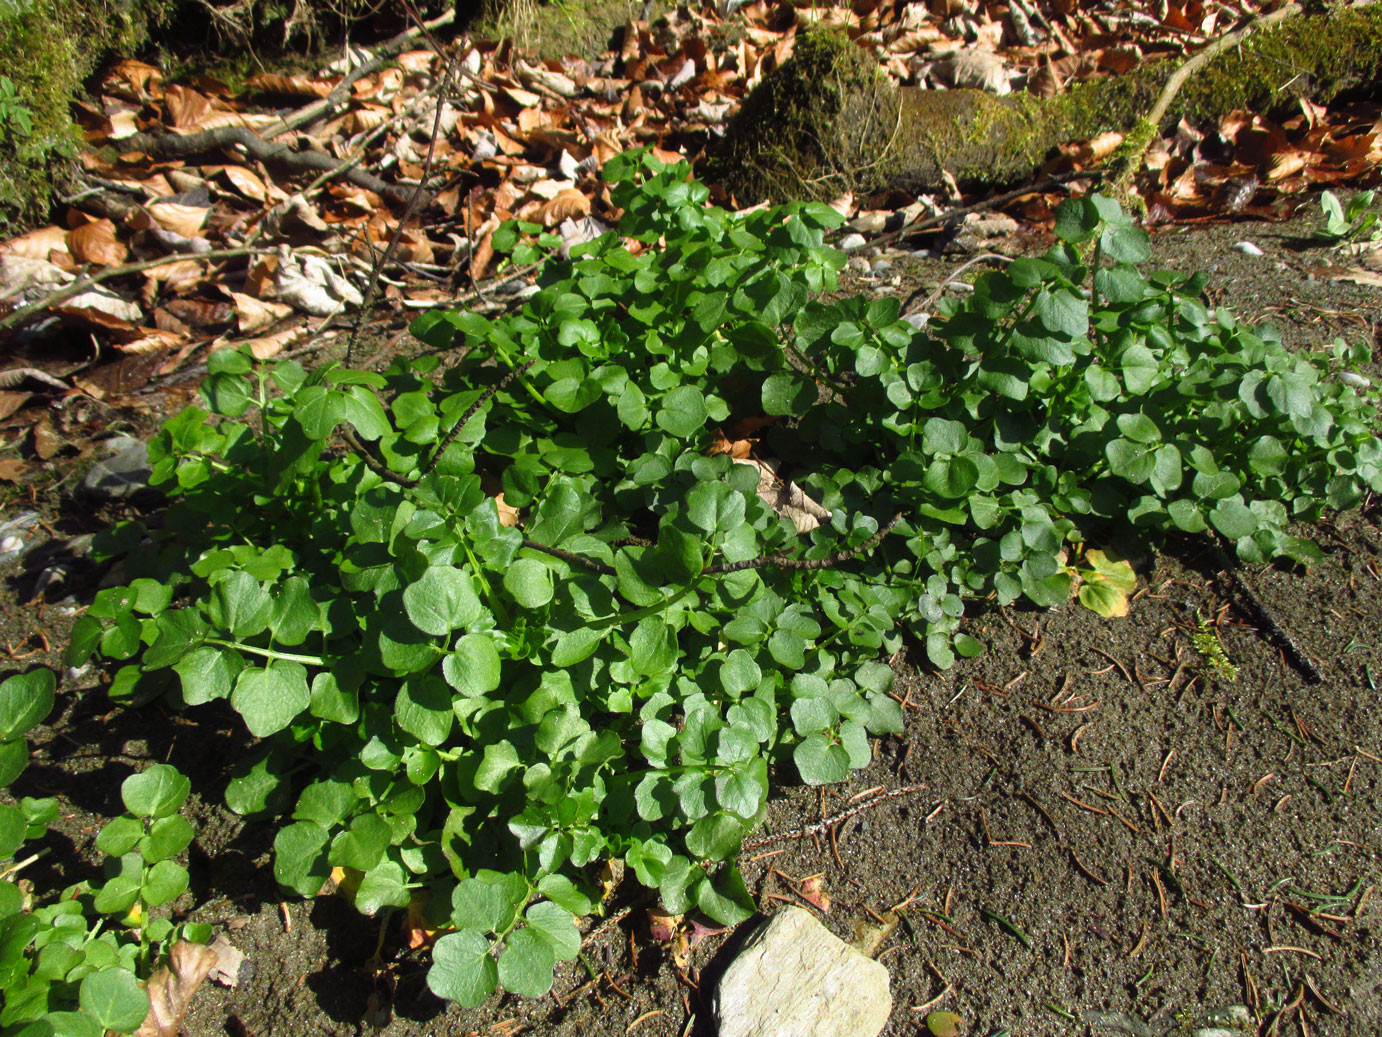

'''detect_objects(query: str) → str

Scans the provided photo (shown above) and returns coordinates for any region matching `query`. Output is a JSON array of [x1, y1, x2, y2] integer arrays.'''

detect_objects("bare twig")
[[741, 784, 927, 851]]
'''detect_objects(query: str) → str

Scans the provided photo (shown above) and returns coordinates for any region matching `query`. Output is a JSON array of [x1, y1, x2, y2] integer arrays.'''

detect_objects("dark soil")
[[3, 202, 1381, 1037]]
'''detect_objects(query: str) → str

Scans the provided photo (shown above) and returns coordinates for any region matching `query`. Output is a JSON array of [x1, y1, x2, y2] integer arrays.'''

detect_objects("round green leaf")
[[94, 816, 143, 858], [273, 820, 330, 897], [525, 900, 581, 960], [403, 565, 482, 637], [655, 386, 709, 437], [794, 735, 850, 785], [121, 764, 190, 819], [497, 928, 555, 997], [0, 802, 25, 858], [428, 930, 498, 1008], [0, 738, 28, 787], [354, 860, 411, 915], [141, 859, 189, 907], [141, 815, 195, 863], [504, 558, 554, 609], [231, 661, 310, 737], [395, 675, 454, 746], [79, 968, 150, 1033], [0, 668, 55, 743]]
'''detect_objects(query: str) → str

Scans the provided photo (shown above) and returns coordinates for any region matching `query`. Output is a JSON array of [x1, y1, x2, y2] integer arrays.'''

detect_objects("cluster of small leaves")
[[70, 152, 1382, 1007], [0, 670, 209, 1035], [1315, 188, 1381, 244]]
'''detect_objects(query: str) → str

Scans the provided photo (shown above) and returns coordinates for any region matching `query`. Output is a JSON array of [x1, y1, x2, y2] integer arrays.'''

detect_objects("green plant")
[[1315, 188, 1381, 244], [0, 669, 209, 1034], [1192, 611, 1238, 682], [0, 77, 33, 143], [69, 152, 1382, 1007]]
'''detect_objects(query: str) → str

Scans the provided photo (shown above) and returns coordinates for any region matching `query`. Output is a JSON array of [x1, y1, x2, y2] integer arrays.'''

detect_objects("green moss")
[[463, 0, 666, 59], [704, 5, 1382, 201], [709, 28, 898, 203]]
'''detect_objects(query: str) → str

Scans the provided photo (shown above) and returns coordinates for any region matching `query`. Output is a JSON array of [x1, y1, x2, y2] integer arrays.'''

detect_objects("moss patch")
[[707, 5, 1382, 202], [462, 0, 666, 60]]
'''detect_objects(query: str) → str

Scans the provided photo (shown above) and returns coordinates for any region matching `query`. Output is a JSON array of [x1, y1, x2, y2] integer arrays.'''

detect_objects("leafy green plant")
[[0, 669, 210, 1034], [1192, 612, 1238, 682], [0, 77, 33, 144], [1315, 188, 1380, 244], [69, 152, 1382, 1007]]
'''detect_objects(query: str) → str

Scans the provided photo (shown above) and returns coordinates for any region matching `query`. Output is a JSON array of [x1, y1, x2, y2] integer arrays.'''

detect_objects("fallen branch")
[[0, 247, 271, 335], [1109, 2, 1303, 194], [118, 126, 411, 204]]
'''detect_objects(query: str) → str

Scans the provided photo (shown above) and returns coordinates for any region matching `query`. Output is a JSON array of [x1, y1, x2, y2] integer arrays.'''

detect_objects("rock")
[[714, 907, 891, 1037], [1192, 1029, 1240, 1037], [1232, 241, 1265, 256], [0, 511, 39, 565], [839, 233, 867, 251], [82, 436, 154, 503]]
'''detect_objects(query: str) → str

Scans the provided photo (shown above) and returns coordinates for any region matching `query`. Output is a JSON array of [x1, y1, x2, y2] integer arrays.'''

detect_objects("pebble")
[[0, 511, 40, 565], [1232, 241, 1265, 256], [82, 436, 155, 503], [839, 233, 867, 252], [870, 258, 892, 274], [847, 256, 871, 274], [714, 907, 891, 1037]]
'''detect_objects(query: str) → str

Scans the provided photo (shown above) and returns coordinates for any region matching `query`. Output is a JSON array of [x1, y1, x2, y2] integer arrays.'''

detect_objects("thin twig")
[[741, 784, 927, 851]]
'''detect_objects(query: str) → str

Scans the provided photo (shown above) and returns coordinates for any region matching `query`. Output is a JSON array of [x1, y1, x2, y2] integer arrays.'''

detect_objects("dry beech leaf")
[[163, 85, 216, 131], [732, 457, 832, 534], [33, 415, 62, 460], [231, 291, 293, 333], [0, 459, 26, 482], [0, 225, 72, 261], [58, 289, 143, 326], [247, 72, 332, 98], [108, 59, 164, 100], [1075, 131, 1125, 165], [0, 392, 32, 421], [0, 254, 73, 296], [136, 941, 219, 1037], [147, 202, 210, 238], [116, 330, 186, 355], [67, 220, 127, 267], [540, 188, 590, 226], [205, 936, 246, 989], [220, 166, 268, 203], [233, 325, 309, 360]]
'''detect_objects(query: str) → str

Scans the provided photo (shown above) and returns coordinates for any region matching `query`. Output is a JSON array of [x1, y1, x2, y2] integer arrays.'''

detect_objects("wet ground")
[[3, 200, 1380, 1037]]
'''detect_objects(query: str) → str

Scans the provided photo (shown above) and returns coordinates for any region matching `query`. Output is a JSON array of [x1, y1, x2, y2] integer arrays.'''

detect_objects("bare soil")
[[3, 204, 1380, 1037]]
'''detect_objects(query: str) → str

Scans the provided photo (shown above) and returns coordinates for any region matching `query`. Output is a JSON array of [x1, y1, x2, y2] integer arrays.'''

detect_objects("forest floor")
[[2, 202, 1380, 1037]]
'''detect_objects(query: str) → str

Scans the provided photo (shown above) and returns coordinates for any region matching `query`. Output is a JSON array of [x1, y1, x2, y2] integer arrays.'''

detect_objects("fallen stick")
[[740, 784, 928, 852], [1108, 2, 1303, 194]]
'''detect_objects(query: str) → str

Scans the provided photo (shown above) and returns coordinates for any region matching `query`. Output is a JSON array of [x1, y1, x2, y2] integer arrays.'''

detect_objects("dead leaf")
[[147, 202, 210, 238], [136, 941, 219, 1037], [67, 219, 128, 267], [798, 875, 831, 912], [205, 936, 246, 988], [733, 457, 832, 533], [540, 188, 591, 227], [0, 459, 26, 482], [231, 291, 292, 333], [220, 166, 269, 203], [1315, 265, 1382, 288], [32, 415, 61, 460], [647, 908, 681, 942], [247, 72, 332, 98], [0, 392, 32, 421], [236, 325, 311, 360], [0, 225, 72, 261]]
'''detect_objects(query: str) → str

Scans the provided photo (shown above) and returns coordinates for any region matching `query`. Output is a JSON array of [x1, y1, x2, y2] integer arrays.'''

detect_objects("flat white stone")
[[714, 907, 891, 1037]]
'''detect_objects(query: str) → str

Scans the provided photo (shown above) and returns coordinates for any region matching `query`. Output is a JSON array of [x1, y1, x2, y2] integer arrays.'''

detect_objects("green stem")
[[205, 640, 329, 665]]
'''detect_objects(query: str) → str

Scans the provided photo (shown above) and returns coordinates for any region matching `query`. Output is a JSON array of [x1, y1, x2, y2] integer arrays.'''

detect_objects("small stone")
[[870, 259, 892, 273], [1232, 241, 1265, 256], [839, 233, 867, 251], [714, 907, 891, 1037], [82, 437, 154, 503], [1192, 1029, 1240, 1037], [848, 256, 872, 273]]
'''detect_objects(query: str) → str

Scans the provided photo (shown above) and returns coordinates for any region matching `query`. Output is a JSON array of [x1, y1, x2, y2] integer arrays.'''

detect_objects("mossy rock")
[[711, 7, 1382, 204], [460, 0, 668, 59]]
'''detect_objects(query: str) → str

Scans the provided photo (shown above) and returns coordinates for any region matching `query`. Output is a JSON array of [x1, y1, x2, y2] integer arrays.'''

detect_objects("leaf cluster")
[[0, 672, 209, 1036], [69, 151, 1382, 1006]]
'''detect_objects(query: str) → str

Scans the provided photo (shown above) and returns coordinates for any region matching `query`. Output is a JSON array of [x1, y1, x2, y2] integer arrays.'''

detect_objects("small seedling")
[[1315, 189, 1380, 245], [1192, 612, 1238, 682]]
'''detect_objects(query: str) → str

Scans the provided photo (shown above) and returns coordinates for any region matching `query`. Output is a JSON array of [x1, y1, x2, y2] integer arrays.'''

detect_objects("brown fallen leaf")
[[541, 188, 591, 227], [0, 458, 27, 482], [646, 908, 681, 942], [205, 935, 246, 988], [231, 291, 293, 333], [0, 392, 31, 421], [67, 219, 128, 267], [33, 415, 62, 460], [136, 940, 219, 1037]]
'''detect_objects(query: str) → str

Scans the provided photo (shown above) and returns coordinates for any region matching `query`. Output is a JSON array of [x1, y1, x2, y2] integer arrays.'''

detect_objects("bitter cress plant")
[[68, 151, 1382, 1006]]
